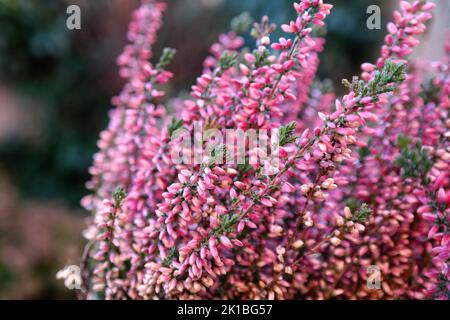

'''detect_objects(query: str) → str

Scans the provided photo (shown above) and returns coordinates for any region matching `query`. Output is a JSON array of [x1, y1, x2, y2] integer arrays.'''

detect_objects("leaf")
[[353, 203, 372, 223], [113, 186, 127, 207], [218, 51, 238, 75], [279, 121, 297, 146], [231, 12, 253, 34], [394, 137, 433, 181], [156, 47, 176, 70]]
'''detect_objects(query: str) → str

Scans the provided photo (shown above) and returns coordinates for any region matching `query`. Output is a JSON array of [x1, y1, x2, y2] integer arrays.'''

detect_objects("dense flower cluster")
[[70, 0, 448, 299]]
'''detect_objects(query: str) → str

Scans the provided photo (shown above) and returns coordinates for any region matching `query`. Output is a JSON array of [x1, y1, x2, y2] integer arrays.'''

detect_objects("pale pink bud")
[[344, 206, 352, 219], [437, 188, 446, 204], [400, 1, 412, 12], [234, 181, 246, 190], [428, 225, 439, 239], [270, 225, 283, 234], [260, 36, 270, 46], [239, 63, 250, 75], [330, 237, 341, 246], [220, 236, 233, 249], [232, 239, 243, 247], [292, 240, 304, 249], [281, 182, 295, 193], [421, 2, 436, 11], [237, 220, 245, 233], [361, 63, 375, 72]]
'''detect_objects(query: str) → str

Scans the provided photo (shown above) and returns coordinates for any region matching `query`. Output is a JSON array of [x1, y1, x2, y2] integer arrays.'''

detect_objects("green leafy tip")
[[113, 186, 127, 208], [208, 144, 226, 166], [279, 121, 298, 147], [343, 60, 407, 97], [156, 47, 176, 70], [162, 247, 178, 267], [231, 12, 253, 34], [218, 51, 238, 75], [352, 203, 372, 223]]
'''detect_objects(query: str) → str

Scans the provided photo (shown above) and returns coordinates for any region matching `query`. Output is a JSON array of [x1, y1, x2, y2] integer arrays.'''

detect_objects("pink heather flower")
[[71, 0, 449, 300]]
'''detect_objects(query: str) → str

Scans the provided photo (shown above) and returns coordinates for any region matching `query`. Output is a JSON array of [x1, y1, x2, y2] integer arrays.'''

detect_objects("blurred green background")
[[0, 0, 414, 299]]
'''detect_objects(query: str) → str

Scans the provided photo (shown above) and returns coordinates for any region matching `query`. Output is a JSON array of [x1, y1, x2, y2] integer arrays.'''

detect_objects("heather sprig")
[[71, 0, 449, 300]]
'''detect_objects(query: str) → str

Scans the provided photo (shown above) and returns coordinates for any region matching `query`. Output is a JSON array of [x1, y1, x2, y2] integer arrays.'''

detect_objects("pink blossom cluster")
[[73, 0, 448, 299]]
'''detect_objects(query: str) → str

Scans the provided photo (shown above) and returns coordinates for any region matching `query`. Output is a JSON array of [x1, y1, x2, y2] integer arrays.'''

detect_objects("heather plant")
[[65, 0, 449, 299]]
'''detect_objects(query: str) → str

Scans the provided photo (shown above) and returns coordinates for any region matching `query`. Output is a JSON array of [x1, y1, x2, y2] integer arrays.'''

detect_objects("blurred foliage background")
[[0, 0, 441, 299]]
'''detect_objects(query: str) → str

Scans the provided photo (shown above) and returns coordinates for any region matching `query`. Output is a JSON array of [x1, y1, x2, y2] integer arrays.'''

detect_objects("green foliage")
[[113, 187, 126, 208], [352, 203, 372, 223], [396, 134, 411, 149], [395, 136, 433, 181], [420, 80, 441, 104], [379, 60, 406, 84], [253, 47, 271, 67], [345, 200, 372, 223], [167, 118, 185, 138], [231, 12, 253, 34], [357, 145, 371, 161], [162, 247, 178, 267], [156, 47, 176, 70], [186, 212, 242, 257], [343, 60, 406, 98], [345, 198, 359, 213], [251, 190, 261, 204], [208, 144, 226, 166], [216, 213, 241, 234], [218, 51, 238, 75], [278, 121, 297, 147], [237, 162, 253, 174]]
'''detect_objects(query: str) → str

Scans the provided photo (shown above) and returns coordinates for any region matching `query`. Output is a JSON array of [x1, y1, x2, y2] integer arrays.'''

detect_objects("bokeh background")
[[0, 0, 447, 299]]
